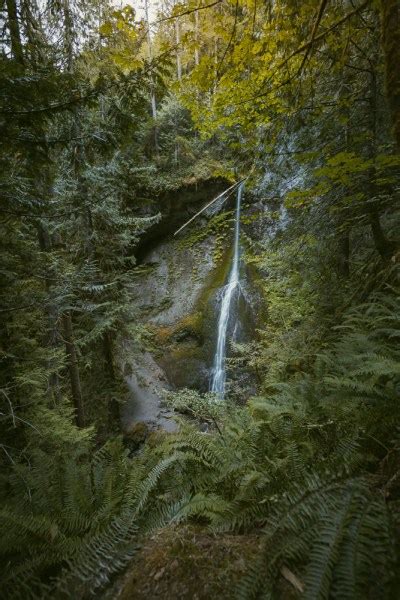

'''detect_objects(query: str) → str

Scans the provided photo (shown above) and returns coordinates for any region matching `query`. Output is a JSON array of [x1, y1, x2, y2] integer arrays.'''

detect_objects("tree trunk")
[[103, 330, 115, 381], [62, 311, 84, 427], [72, 117, 94, 255], [144, 0, 158, 152], [61, 2, 94, 256], [337, 101, 351, 278], [175, 18, 182, 80], [368, 206, 394, 259], [338, 229, 350, 277], [103, 331, 120, 424], [6, 0, 24, 64], [37, 222, 62, 402], [380, 0, 400, 150], [62, 0, 74, 69], [367, 66, 394, 259], [194, 10, 200, 66], [145, 0, 157, 119]]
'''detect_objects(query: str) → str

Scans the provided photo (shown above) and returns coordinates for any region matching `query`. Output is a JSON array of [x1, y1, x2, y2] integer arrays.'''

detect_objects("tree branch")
[[216, 0, 239, 79], [155, 1, 222, 24], [297, 0, 329, 76], [231, 0, 371, 107], [276, 0, 370, 75]]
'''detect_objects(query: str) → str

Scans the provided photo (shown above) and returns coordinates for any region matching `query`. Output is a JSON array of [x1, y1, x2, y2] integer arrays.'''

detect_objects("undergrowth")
[[1, 292, 399, 598]]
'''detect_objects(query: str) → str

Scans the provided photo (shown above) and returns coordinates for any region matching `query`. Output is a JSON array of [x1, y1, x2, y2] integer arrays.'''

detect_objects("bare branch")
[[0, 303, 36, 313], [216, 0, 239, 79], [155, 1, 222, 25], [1, 390, 16, 428], [174, 179, 245, 236], [297, 0, 329, 76]]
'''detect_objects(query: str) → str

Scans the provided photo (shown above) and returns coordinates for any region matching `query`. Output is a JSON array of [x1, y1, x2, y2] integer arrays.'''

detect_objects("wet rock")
[[120, 183, 266, 429], [119, 350, 178, 433]]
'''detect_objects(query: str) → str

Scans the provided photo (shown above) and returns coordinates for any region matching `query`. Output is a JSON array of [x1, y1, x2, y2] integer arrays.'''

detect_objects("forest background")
[[0, 1, 400, 598]]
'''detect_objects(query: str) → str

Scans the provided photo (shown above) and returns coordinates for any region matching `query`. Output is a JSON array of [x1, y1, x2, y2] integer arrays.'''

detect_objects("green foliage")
[[178, 208, 235, 267], [237, 476, 394, 600], [0, 433, 202, 599], [164, 387, 227, 423], [0, 437, 137, 598], [132, 294, 400, 598], [1, 1, 400, 598]]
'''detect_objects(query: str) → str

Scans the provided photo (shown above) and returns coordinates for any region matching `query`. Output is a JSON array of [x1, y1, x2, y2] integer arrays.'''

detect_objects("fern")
[[132, 294, 400, 598], [1, 282, 399, 599], [0, 438, 146, 599]]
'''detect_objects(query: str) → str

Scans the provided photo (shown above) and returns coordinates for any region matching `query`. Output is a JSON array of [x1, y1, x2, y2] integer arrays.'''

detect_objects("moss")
[[146, 430, 168, 448], [151, 324, 175, 346], [123, 421, 149, 448], [178, 312, 204, 334], [178, 209, 234, 270], [177, 212, 229, 250], [117, 525, 263, 600], [151, 312, 204, 347], [241, 211, 260, 225], [159, 297, 173, 309]]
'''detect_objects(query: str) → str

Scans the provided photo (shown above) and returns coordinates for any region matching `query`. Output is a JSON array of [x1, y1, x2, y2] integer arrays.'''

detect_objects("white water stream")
[[210, 182, 244, 397]]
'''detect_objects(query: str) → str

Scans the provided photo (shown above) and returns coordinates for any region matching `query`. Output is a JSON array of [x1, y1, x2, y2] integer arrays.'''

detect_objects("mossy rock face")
[[146, 244, 238, 391], [151, 312, 204, 347], [148, 244, 261, 392], [135, 177, 231, 263], [150, 312, 210, 391], [159, 351, 209, 391], [124, 186, 267, 408]]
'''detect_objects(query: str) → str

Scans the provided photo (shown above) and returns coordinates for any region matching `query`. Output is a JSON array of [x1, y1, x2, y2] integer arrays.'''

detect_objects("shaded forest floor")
[[113, 526, 259, 599], [111, 526, 298, 599]]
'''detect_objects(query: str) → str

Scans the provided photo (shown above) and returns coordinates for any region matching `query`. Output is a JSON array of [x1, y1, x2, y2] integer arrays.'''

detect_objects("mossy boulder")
[[123, 421, 149, 448], [115, 525, 263, 600]]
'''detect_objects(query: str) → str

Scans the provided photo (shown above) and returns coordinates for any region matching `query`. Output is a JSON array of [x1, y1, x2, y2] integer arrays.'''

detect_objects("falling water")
[[211, 182, 244, 397]]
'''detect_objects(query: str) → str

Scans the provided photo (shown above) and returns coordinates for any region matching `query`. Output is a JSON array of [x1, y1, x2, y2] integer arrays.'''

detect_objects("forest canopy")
[[0, 1, 399, 598]]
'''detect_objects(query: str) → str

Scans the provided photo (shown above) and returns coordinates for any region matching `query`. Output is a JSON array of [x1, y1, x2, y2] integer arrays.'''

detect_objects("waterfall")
[[211, 182, 244, 397]]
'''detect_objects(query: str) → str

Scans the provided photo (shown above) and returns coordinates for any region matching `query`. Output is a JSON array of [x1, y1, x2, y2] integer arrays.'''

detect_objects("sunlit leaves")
[[285, 149, 400, 210], [166, 0, 378, 155], [99, 6, 143, 73]]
